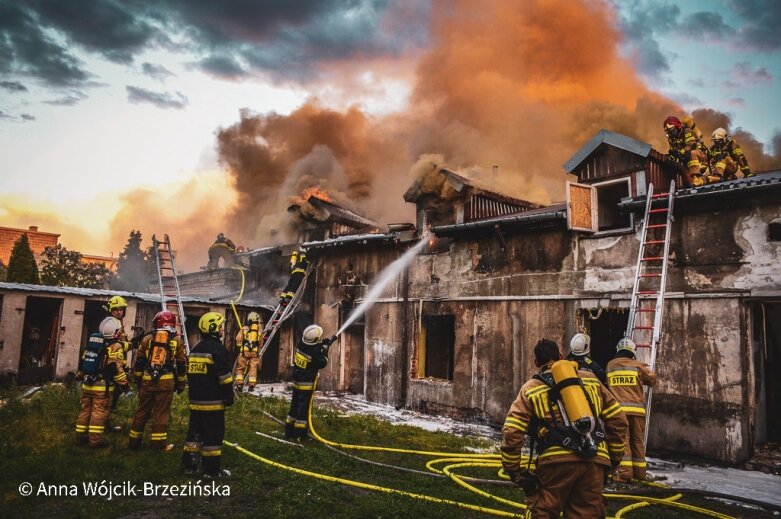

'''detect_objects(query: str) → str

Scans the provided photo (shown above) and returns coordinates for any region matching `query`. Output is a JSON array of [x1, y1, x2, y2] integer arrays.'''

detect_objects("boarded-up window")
[[567, 182, 597, 232], [422, 314, 455, 380]]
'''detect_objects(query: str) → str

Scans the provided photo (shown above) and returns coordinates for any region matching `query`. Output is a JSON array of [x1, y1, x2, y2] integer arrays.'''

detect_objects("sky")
[[1, 0, 780, 271]]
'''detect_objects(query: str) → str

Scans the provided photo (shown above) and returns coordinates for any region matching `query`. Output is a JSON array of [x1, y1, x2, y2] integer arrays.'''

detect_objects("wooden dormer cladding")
[[465, 193, 538, 222], [564, 129, 684, 195]]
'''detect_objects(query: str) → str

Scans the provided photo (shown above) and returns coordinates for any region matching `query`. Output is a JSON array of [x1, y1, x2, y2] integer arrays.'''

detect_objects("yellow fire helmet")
[[247, 311, 261, 324], [198, 312, 226, 335], [108, 295, 128, 311]]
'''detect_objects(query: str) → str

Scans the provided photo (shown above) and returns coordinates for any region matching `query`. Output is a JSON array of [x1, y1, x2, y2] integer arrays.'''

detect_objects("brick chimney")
[[28, 226, 38, 232]]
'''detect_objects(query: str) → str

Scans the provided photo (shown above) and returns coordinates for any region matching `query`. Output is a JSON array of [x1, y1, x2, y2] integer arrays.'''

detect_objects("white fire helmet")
[[616, 337, 637, 353], [711, 127, 727, 142], [569, 333, 591, 356], [100, 317, 123, 340], [302, 324, 324, 345]]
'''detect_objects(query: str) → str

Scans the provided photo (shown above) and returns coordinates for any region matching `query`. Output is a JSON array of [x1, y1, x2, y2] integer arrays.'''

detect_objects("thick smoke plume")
[[178, 0, 781, 260]]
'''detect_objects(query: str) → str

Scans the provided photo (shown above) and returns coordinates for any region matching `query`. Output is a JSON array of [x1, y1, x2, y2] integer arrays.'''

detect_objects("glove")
[[508, 469, 540, 495]]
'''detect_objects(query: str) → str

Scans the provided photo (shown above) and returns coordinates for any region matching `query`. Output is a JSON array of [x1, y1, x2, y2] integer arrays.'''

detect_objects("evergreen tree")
[[6, 234, 40, 284], [0, 260, 7, 282], [39, 244, 112, 288], [111, 230, 154, 292]]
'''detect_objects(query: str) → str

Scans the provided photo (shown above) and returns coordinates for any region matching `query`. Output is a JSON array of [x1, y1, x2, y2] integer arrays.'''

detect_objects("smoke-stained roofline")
[[618, 170, 781, 211], [302, 233, 400, 250], [0, 282, 233, 306], [432, 203, 567, 236]]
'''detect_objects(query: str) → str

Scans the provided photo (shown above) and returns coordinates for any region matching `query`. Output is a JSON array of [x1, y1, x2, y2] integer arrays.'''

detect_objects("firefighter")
[[279, 250, 308, 307], [663, 115, 712, 187], [566, 333, 607, 385], [128, 311, 187, 451], [207, 233, 237, 269], [102, 295, 131, 432], [182, 312, 234, 477], [502, 339, 627, 518], [285, 324, 336, 441], [234, 311, 263, 391], [606, 337, 657, 483], [710, 128, 753, 181], [75, 317, 131, 448]]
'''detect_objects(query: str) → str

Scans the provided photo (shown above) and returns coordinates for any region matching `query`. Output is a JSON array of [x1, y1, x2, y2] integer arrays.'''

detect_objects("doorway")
[[341, 302, 365, 394], [753, 302, 781, 444], [584, 308, 629, 369], [18, 296, 63, 384]]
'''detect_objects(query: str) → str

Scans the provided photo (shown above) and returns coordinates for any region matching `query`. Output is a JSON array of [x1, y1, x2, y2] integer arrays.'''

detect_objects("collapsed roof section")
[[288, 194, 382, 243]]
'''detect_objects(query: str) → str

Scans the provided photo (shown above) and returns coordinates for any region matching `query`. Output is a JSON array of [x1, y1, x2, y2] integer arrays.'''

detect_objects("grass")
[[0, 384, 772, 519]]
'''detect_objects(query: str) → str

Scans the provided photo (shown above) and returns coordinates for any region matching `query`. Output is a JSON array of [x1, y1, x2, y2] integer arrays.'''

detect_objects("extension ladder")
[[152, 234, 190, 353], [257, 260, 317, 361], [625, 180, 675, 443]]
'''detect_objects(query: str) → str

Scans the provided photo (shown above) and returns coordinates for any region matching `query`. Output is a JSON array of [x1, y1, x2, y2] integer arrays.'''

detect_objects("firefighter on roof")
[[182, 312, 234, 477], [710, 127, 753, 181], [128, 311, 187, 451], [207, 233, 237, 269], [663, 115, 712, 187], [279, 250, 308, 307], [75, 317, 130, 448], [501, 338, 627, 518], [234, 311, 263, 391], [285, 324, 336, 441], [606, 337, 657, 483], [566, 333, 607, 385]]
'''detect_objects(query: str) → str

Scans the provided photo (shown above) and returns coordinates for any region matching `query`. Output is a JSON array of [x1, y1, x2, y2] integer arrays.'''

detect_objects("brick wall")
[[0, 226, 60, 265]]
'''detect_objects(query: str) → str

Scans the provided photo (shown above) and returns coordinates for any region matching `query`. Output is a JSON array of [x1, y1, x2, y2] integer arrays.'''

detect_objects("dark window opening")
[[584, 308, 629, 369], [422, 314, 455, 380], [596, 179, 632, 232], [769, 221, 781, 242], [753, 302, 781, 444], [18, 296, 62, 384]]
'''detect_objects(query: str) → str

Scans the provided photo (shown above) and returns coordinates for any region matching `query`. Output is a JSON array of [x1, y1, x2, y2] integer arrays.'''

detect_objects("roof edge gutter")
[[432, 210, 567, 237]]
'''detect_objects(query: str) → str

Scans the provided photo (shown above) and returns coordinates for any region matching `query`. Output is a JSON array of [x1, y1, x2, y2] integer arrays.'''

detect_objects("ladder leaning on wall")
[[624, 180, 675, 444], [256, 260, 317, 362], [152, 234, 190, 354]]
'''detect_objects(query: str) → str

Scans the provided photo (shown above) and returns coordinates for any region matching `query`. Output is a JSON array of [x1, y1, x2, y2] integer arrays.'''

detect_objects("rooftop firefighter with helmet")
[[663, 115, 712, 187], [606, 337, 657, 483], [182, 312, 233, 477], [285, 324, 336, 442], [207, 233, 237, 269], [75, 317, 131, 448], [710, 127, 753, 181], [501, 338, 627, 518], [102, 295, 131, 432], [128, 310, 188, 452], [279, 250, 308, 307], [567, 333, 607, 385], [234, 311, 263, 392]]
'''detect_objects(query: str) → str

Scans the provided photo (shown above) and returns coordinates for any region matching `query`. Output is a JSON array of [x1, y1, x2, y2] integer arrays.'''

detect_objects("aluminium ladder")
[[256, 260, 317, 361], [624, 180, 675, 444], [152, 234, 190, 354]]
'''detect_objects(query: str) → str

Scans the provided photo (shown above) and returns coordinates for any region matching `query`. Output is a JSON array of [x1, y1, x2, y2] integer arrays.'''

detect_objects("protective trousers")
[[525, 462, 607, 519], [235, 354, 259, 387], [285, 385, 314, 439], [711, 155, 739, 181], [183, 410, 225, 476], [618, 415, 647, 481], [129, 386, 174, 449], [75, 393, 112, 447]]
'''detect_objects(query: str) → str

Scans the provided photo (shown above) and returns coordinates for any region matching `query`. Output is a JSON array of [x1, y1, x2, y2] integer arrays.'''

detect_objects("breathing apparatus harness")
[[148, 329, 177, 382], [243, 322, 260, 353]]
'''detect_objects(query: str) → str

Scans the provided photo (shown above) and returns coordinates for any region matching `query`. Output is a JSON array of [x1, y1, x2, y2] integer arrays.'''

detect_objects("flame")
[[302, 186, 333, 203]]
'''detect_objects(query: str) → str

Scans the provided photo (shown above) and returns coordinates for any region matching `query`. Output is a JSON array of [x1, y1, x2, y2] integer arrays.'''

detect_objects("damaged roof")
[[305, 195, 380, 229], [563, 129, 653, 173], [0, 282, 231, 306], [433, 203, 567, 236], [404, 168, 540, 209]]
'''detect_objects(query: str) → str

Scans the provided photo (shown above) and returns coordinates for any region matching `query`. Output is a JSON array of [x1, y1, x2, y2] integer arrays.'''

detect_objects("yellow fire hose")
[[225, 375, 736, 518]]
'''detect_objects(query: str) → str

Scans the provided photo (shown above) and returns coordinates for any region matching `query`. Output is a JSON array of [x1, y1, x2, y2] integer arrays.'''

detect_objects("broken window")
[[421, 314, 455, 380], [594, 178, 633, 232]]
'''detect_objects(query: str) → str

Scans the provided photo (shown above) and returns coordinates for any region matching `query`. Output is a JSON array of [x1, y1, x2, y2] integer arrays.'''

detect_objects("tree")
[[111, 230, 155, 292], [7, 234, 40, 284], [39, 244, 112, 289], [0, 260, 6, 282]]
